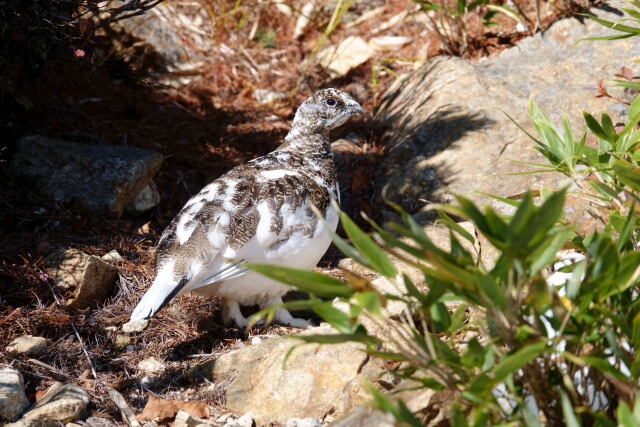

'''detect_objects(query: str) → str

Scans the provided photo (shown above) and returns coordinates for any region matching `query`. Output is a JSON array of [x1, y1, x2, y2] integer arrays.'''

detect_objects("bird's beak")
[[346, 100, 365, 115]]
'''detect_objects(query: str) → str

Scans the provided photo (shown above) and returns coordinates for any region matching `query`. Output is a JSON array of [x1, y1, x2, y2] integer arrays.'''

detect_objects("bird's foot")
[[223, 300, 263, 329], [274, 308, 312, 328]]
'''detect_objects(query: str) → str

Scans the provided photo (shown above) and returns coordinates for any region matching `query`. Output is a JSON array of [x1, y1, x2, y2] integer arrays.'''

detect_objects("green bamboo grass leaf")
[[616, 401, 638, 427], [529, 229, 572, 275], [512, 188, 567, 249], [577, 33, 635, 43], [560, 390, 582, 427], [617, 204, 637, 251], [492, 340, 546, 382], [437, 211, 475, 243], [581, 13, 640, 34], [630, 94, 640, 120], [486, 4, 520, 22], [588, 181, 619, 201], [584, 112, 610, 142], [312, 303, 354, 333], [430, 302, 451, 332], [475, 191, 521, 208], [612, 159, 640, 192], [563, 352, 629, 380], [295, 332, 378, 345], [612, 79, 640, 88], [340, 211, 397, 278], [632, 312, 640, 347], [246, 264, 353, 298], [509, 192, 536, 237], [499, 103, 543, 145], [366, 383, 422, 427], [353, 291, 383, 316], [601, 113, 617, 142], [476, 274, 506, 309], [622, 6, 640, 20], [315, 205, 368, 266]]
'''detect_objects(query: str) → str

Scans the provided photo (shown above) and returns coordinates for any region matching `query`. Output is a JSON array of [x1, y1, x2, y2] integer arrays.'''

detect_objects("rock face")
[[374, 7, 640, 231], [190, 325, 383, 424], [44, 248, 119, 308], [11, 136, 162, 216], [18, 382, 89, 424], [0, 368, 30, 421], [5, 335, 50, 356], [110, 1, 205, 81]]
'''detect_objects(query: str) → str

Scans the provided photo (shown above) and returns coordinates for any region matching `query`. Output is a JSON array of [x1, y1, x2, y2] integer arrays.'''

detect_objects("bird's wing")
[[129, 155, 336, 323]]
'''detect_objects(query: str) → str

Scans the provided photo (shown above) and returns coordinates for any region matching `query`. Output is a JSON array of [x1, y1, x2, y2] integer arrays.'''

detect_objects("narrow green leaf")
[[630, 94, 640, 120], [560, 390, 582, 427], [582, 13, 640, 34], [366, 383, 422, 427], [430, 302, 452, 332], [492, 340, 546, 382], [312, 303, 354, 333], [601, 113, 617, 142], [438, 211, 476, 243], [584, 112, 609, 142], [341, 211, 398, 278], [247, 264, 353, 297], [612, 159, 640, 192], [485, 4, 520, 21]]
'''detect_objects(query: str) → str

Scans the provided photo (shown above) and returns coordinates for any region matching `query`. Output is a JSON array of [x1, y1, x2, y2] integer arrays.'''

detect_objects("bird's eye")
[[326, 98, 337, 107]]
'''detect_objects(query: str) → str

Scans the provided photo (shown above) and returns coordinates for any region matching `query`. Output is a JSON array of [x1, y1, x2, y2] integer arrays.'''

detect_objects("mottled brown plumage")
[[124, 89, 364, 332]]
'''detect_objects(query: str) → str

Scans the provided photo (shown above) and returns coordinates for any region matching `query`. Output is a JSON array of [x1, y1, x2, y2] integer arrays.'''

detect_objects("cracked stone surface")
[[188, 325, 384, 424], [374, 6, 640, 232]]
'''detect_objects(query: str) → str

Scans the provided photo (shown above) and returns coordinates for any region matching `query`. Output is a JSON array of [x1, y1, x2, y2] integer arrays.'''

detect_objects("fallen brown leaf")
[[137, 395, 209, 422]]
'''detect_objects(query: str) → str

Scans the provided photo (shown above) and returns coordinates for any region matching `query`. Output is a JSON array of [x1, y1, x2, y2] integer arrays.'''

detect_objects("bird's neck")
[[279, 125, 331, 157]]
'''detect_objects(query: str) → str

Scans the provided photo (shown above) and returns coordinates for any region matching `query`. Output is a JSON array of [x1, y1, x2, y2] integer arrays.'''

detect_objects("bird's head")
[[291, 88, 365, 134]]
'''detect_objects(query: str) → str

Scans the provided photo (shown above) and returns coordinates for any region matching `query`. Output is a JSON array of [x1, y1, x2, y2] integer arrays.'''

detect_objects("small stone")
[[137, 222, 152, 235], [125, 345, 135, 353], [122, 319, 149, 333], [127, 180, 161, 213], [368, 36, 413, 51], [0, 368, 30, 421], [20, 382, 89, 424], [285, 418, 321, 427], [293, 3, 314, 38], [225, 413, 253, 427], [85, 416, 118, 427], [250, 337, 262, 345], [114, 335, 131, 348], [6, 335, 50, 356], [316, 36, 375, 77], [172, 410, 214, 427], [137, 357, 164, 374], [101, 250, 124, 262], [253, 89, 286, 105], [45, 249, 118, 309]]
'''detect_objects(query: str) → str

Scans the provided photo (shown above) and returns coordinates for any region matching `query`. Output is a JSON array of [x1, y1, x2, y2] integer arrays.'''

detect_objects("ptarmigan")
[[123, 89, 364, 332]]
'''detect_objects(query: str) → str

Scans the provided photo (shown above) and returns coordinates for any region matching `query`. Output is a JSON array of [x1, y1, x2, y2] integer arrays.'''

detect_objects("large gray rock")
[[0, 368, 30, 421], [44, 248, 119, 309], [374, 7, 639, 234], [11, 136, 162, 216], [110, 2, 205, 81], [19, 382, 89, 424], [189, 325, 385, 424]]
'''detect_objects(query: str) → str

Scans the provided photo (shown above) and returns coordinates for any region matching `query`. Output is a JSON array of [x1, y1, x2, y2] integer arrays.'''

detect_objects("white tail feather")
[[129, 261, 184, 322]]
